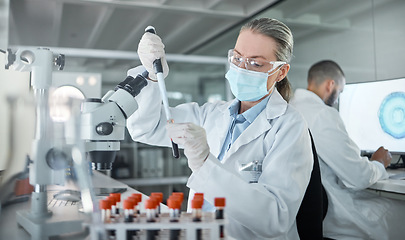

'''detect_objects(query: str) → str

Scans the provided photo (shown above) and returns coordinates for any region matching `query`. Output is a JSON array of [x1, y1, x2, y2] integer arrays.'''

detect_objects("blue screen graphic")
[[339, 78, 405, 154], [378, 92, 405, 139]]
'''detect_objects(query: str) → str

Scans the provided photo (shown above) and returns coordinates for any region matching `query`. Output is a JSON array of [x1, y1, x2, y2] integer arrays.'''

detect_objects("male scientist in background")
[[290, 60, 405, 240]]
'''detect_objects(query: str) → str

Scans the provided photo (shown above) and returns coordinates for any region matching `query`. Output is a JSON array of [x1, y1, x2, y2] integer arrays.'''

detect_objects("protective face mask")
[[225, 64, 276, 102]]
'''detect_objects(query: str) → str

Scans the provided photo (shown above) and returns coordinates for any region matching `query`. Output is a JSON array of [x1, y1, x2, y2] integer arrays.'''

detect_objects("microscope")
[[5, 47, 148, 240], [81, 67, 148, 174]]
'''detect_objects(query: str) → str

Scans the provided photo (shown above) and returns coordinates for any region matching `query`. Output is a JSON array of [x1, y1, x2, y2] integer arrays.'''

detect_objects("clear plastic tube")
[[215, 197, 226, 239]]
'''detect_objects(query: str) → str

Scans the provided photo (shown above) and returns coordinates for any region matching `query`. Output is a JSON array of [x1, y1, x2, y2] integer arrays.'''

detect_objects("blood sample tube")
[[100, 199, 111, 223], [172, 192, 184, 214], [124, 199, 138, 240], [127, 196, 138, 221], [145, 198, 158, 240], [215, 197, 226, 238], [191, 197, 203, 240], [101, 198, 116, 239], [149, 195, 160, 219], [107, 195, 117, 218], [167, 197, 181, 240], [123, 199, 134, 223], [110, 193, 121, 215], [131, 193, 142, 214], [151, 192, 163, 215]]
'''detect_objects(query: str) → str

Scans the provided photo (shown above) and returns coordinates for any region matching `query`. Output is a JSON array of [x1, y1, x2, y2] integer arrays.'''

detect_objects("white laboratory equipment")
[[5, 47, 87, 239], [4, 47, 149, 240]]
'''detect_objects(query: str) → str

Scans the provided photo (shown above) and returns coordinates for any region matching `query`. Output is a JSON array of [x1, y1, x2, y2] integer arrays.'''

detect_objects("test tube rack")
[[87, 212, 226, 240]]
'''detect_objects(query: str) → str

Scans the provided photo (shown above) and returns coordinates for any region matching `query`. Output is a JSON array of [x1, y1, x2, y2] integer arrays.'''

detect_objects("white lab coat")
[[127, 82, 313, 239], [290, 89, 405, 240]]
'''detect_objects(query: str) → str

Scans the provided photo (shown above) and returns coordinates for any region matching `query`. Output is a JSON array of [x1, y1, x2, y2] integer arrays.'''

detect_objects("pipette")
[[144, 26, 180, 159]]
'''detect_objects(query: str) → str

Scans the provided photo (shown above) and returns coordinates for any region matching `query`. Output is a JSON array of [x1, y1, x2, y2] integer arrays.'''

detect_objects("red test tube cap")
[[123, 199, 134, 210], [172, 192, 184, 201], [107, 196, 116, 205], [132, 193, 142, 202], [127, 196, 138, 205], [100, 199, 111, 210], [167, 197, 181, 209], [194, 193, 204, 198], [214, 197, 226, 207], [110, 193, 121, 202], [151, 192, 163, 203], [145, 198, 157, 209], [191, 198, 203, 209]]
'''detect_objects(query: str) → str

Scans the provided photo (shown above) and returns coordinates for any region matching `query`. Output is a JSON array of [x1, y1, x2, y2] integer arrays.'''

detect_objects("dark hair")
[[308, 60, 345, 86], [241, 18, 293, 102]]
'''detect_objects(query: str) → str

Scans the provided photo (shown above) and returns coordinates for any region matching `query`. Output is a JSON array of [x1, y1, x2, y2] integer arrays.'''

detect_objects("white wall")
[[374, 0, 405, 80], [287, 0, 405, 90], [0, 0, 8, 51]]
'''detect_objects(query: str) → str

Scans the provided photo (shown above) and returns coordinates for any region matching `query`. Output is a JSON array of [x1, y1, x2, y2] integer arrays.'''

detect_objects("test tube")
[[110, 193, 121, 215], [167, 197, 181, 240], [191, 197, 203, 240], [215, 197, 226, 238], [107, 195, 117, 218], [145, 198, 159, 240], [127, 196, 138, 221], [149, 195, 160, 219], [123, 199, 134, 223], [151, 192, 163, 216], [101, 198, 116, 239], [124, 199, 138, 240], [100, 199, 111, 223], [131, 193, 142, 215], [172, 192, 184, 215]]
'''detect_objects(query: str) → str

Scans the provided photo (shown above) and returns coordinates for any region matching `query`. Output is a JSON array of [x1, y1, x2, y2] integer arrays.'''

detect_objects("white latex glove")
[[137, 32, 169, 80], [166, 122, 210, 172]]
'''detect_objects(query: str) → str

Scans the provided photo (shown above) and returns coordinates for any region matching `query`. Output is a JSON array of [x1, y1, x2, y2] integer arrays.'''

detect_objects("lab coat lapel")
[[222, 89, 288, 163], [223, 111, 271, 163], [210, 103, 232, 157]]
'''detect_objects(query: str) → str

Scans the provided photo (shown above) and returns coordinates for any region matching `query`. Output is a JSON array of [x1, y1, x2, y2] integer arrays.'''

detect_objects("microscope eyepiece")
[[115, 74, 148, 97]]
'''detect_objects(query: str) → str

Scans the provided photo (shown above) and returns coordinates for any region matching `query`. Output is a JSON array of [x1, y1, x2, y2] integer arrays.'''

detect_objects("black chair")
[[296, 130, 328, 240]]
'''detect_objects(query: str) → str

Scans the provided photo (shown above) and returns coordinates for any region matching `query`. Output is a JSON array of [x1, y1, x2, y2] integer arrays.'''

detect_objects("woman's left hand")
[[166, 122, 210, 172]]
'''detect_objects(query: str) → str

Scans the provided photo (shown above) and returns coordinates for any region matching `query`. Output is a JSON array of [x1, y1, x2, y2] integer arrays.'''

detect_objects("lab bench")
[[366, 168, 405, 201]]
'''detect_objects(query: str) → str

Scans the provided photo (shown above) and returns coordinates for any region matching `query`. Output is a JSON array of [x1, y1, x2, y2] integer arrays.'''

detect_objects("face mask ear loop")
[[267, 80, 278, 95]]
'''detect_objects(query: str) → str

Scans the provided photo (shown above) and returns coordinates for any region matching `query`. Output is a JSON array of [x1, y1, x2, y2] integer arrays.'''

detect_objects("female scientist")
[[127, 18, 313, 239]]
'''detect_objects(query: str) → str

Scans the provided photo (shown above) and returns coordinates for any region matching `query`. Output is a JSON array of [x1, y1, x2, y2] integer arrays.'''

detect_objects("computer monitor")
[[339, 77, 405, 155]]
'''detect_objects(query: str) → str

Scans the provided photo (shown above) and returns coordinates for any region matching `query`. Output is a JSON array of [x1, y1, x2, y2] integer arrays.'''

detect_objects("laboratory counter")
[[366, 168, 405, 201]]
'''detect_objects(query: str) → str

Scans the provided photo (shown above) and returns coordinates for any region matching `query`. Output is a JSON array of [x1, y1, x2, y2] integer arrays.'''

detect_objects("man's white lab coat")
[[127, 82, 313, 239], [290, 88, 398, 240]]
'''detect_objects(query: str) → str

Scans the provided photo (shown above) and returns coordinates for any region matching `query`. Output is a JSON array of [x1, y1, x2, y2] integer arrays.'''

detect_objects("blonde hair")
[[241, 18, 294, 102]]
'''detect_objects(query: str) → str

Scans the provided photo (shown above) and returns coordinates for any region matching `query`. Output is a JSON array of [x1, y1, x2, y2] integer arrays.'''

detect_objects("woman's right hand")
[[137, 32, 169, 80]]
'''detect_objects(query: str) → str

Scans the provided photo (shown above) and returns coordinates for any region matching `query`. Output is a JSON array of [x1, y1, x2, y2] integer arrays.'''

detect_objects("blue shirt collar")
[[228, 94, 271, 124]]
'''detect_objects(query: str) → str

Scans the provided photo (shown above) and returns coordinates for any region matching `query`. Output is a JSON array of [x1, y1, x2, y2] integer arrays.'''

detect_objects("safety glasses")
[[228, 49, 286, 75]]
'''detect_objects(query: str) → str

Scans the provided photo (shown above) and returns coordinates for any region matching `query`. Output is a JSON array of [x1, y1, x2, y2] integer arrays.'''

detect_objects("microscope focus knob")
[[96, 122, 114, 135]]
